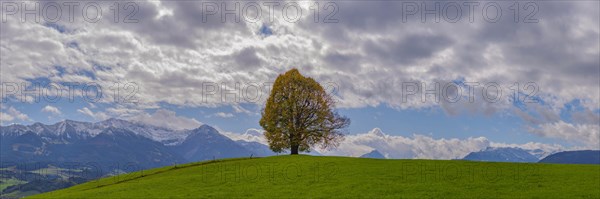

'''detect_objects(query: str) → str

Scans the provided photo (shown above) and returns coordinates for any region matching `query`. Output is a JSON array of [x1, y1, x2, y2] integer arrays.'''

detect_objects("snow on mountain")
[[489, 142, 563, 159], [317, 127, 565, 160], [318, 128, 490, 159], [1, 120, 258, 168], [220, 128, 267, 145], [0, 118, 192, 145], [96, 118, 192, 145], [527, 149, 555, 160], [462, 147, 540, 162], [2, 120, 99, 138], [369, 128, 386, 137], [1, 122, 566, 161]]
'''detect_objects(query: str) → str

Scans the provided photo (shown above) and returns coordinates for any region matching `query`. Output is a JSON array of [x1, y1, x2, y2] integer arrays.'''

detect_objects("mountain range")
[[462, 147, 542, 163], [538, 150, 600, 164], [360, 150, 386, 159], [0, 119, 270, 172]]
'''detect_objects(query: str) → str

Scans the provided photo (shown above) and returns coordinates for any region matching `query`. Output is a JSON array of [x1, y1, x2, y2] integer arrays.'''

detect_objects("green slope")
[[30, 155, 600, 198]]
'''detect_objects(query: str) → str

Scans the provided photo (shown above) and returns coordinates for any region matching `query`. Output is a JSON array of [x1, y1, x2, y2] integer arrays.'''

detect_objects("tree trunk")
[[291, 145, 299, 155]]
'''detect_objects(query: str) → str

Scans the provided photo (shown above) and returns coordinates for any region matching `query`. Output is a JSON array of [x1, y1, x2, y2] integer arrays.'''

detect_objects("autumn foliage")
[[260, 69, 350, 155]]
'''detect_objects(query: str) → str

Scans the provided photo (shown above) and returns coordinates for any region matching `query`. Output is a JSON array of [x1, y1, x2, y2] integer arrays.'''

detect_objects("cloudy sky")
[[1, 1, 598, 158]]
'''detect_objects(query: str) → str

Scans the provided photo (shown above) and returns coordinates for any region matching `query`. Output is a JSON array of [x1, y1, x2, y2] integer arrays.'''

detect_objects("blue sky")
[[0, 92, 590, 150]]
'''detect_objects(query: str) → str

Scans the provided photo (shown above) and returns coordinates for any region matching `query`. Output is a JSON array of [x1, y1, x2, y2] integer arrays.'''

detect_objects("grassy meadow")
[[30, 155, 600, 198]]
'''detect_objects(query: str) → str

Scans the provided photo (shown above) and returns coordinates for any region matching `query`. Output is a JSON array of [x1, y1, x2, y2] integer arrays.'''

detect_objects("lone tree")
[[260, 69, 350, 155]]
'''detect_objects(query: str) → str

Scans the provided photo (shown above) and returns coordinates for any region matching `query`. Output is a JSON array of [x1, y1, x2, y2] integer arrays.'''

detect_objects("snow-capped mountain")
[[173, 125, 253, 161], [526, 148, 557, 160], [462, 147, 539, 162], [360, 150, 386, 159], [0, 118, 193, 145], [96, 118, 193, 145], [220, 128, 268, 145], [0, 119, 264, 172], [2, 120, 96, 137], [369, 128, 386, 137]]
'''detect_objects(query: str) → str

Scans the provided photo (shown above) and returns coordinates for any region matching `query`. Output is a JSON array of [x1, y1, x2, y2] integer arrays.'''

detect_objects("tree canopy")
[[260, 69, 350, 155]]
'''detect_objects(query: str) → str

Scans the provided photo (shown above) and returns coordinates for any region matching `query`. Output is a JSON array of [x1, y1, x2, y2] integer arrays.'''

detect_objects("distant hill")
[[236, 140, 277, 157], [462, 147, 539, 162], [360, 150, 385, 159], [171, 125, 253, 162], [539, 150, 600, 164]]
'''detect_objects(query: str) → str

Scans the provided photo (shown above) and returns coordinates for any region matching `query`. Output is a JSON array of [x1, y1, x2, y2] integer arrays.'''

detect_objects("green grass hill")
[[30, 155, 600, 198]]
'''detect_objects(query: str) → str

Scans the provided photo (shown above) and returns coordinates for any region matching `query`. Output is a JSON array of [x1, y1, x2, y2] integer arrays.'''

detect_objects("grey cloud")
[[322, 50, 361, 71], [234, 47, 263, 70], [1, 1, 598, 149], [571, 108, 600, 125], [364, 33, 453, 65]]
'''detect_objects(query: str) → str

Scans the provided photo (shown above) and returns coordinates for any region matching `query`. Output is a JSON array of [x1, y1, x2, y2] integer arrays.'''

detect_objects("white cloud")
[[104, 105, 146, 118], [9, 107, 30, 121], [41, 105, 61, 115], [77, 107, 110, 121], [0, 106, 31, 123], [2, 1, 596, 112], [232, 105, 254, 115], [221, 128, 267, 145], [214, 112, 234, 118], [529, 121, 600, 149], [323, 128, 572, 159], [128, 109, 202, 130], [317, 128, 490, 159], [490, 142, 564, 159], [0, 112, 14, 122], [222, 127, 566, 159]]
